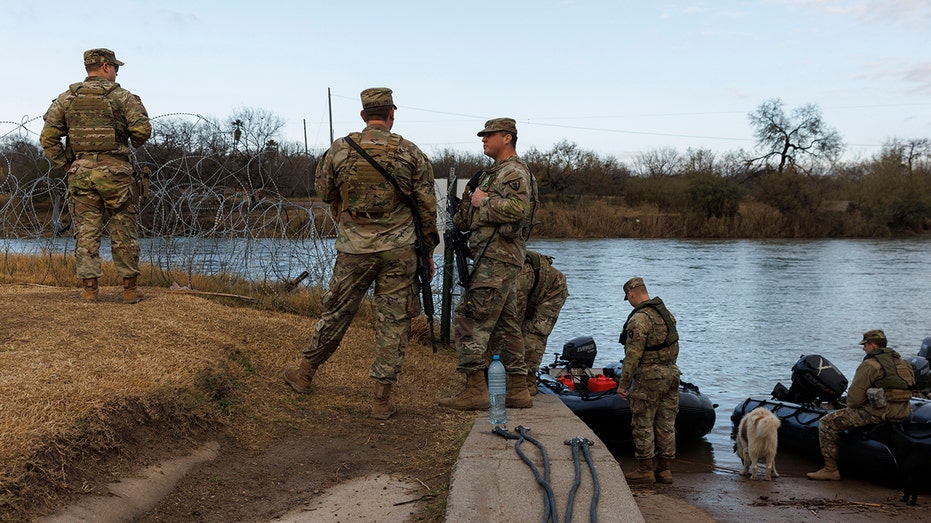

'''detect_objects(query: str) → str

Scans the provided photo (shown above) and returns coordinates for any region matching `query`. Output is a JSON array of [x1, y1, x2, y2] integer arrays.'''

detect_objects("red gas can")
[[557, 375, 575, 391], [586, 375, 617, 392]]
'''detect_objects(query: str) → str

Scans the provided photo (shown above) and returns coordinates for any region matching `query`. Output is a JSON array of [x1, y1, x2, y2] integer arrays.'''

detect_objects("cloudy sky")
[[2, 0, 929, 162]]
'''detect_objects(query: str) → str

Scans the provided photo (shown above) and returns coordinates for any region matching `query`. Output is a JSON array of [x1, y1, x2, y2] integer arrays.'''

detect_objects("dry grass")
[[0, 278, 471, 522]]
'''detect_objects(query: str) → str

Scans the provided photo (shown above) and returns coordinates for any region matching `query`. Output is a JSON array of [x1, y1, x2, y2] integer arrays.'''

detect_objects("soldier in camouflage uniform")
[[807, 329, 915, 481], [283, 88, 438, 421], [491, 250, 568, 396], [617, 277, 681, 484], [439, 118, 538, 411], [40, 48, 151, 303]]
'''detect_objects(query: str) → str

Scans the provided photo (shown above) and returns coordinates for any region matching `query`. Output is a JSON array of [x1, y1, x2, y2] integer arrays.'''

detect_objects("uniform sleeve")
[[618, 312, 649, 388], [846, 361, 875, 409], [412, 149, 440, 253], [123, 92, 151, 147], [315, 143, 340, 204], [478, 163, 529, 224], [39, 96, 71, 169]]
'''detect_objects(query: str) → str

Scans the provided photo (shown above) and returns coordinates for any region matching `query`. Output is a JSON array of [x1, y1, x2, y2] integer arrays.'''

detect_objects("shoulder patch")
[[508, 180, 522, 191]]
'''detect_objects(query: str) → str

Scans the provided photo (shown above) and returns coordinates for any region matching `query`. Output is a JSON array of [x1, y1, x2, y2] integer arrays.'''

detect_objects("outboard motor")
[[907, 356, 930, 397], [773, 354, 848, 407], [561, 336, 597, 368], [920, 337, 931, 358]]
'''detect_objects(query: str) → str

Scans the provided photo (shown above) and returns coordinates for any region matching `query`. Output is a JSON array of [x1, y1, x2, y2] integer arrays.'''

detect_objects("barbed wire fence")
[[0, 113, 327, 293], [2, 112, 456, 308]]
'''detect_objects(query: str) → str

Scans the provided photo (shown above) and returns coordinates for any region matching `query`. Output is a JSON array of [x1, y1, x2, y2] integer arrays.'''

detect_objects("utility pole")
[[327, 88, 334, 144]]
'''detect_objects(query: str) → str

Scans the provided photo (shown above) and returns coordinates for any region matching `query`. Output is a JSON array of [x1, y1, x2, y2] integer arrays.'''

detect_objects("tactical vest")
[[867, 348, 911, 390], [341, 132, 403, 214], [619, 297, 679, 351], [65, 82, 121, 153]]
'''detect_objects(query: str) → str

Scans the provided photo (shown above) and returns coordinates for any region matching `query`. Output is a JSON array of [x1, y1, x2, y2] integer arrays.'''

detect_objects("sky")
[[2, 0, 930, 164]]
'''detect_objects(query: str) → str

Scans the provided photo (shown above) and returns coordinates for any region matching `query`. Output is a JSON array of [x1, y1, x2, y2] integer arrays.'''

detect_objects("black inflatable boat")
[[537, 336, 717, 445]]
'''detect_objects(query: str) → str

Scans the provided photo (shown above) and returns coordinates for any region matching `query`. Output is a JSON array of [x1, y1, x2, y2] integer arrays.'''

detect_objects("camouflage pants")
[[519, 281, 568, 373], [69, 162, 140, 279], [303, 246, 418, 384], [454, 258, 526, 375], [629, 364, 680, 460], [817, 407, 885, 460]]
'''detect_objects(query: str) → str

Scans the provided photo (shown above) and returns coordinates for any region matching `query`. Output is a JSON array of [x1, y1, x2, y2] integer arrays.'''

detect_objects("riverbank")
[[2, 283, 926, 522]]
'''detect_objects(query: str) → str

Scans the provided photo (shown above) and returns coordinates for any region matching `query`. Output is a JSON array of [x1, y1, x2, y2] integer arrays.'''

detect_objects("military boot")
[[806, 458, 841, 481], [625, 458, 656, 484], [122, 276, 144, 304], [655, 457, 673, 484], [506, 373, 533, 408], [80, 278, 99, 302], [372, 383, 397, 420], [283, 359, 317, 394], [438, 371, 488, 410], [526, 372, 538, 397]]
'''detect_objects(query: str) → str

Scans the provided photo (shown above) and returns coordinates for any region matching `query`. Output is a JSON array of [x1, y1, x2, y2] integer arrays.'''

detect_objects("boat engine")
[[907, 356, 930, 397], [772, 354, 848, 407], [560, 336, 597, 368]]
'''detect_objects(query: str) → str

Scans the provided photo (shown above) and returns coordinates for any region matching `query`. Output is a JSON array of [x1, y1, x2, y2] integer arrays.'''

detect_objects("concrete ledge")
[[446, 394, 644, 523]]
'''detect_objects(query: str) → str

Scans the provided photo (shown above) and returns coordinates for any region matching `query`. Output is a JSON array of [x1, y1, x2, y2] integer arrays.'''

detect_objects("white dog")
[[736, 407, 781, 481]]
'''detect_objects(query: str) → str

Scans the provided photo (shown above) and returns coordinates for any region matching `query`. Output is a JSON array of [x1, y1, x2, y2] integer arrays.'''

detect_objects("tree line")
[[2, 99, 929, 237]]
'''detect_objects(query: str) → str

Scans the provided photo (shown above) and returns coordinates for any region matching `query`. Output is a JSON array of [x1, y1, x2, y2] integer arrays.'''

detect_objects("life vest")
[[866, 348, 911, 390], [341, 132, 403, 214], [65, 82, 121, 153], [619, 297, 679, 351]]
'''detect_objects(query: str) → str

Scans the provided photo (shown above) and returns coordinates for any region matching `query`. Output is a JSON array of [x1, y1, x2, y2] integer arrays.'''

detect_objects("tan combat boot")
[[806, 458, 841, 481], [625, 458, 656, 484], [122, 276, 144, 304], [80, 278, 99, 302], [506, 373, 533, 408], [526, 372, 538, 397], [655, 457, 673, 484], [283, 359, 317, 394], [438, 371, 488, 410], [372, 383, 397, 420]]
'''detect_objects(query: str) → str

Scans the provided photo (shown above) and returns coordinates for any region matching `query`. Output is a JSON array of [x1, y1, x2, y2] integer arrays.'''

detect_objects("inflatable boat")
[[536, 336, 717, 445], [731, 353, 931, 484]]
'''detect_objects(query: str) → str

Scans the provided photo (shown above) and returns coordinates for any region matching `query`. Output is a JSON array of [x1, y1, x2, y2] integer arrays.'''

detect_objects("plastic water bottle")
[[488, 355, 507, 425]]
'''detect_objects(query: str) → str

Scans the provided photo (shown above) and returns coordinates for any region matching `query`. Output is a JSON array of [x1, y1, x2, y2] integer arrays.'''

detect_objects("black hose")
[[564, 437, 600, 523], [493, 425, 559, 523]]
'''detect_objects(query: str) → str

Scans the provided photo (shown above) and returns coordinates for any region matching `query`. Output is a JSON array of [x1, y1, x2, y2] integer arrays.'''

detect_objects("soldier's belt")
[[348, 210, 389, 219], [76, 152, 130, 162]]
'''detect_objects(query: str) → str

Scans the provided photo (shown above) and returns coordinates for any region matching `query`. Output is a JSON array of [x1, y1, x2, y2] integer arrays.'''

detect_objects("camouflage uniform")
[[619, 293, 681, 461], [817, 345, 915, 460], [40, 49, 151, 279], [452, 146, 537, 375], [492, 250, 568, 372], [304, 89, 438, 385]]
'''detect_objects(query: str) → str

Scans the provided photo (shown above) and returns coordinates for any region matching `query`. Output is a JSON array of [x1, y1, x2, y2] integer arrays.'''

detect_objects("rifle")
[[343, 137, 438, 353], [445, 170, 493, 288]]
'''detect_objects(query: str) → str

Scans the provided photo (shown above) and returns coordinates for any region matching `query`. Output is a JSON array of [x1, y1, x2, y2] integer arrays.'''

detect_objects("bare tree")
[[747, 99, 844, 173], [631, 147, 681, 178]]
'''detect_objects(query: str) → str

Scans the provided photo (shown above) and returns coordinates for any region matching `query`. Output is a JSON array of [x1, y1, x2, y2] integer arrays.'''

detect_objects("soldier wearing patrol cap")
[[40, 48, 151, 303], [617, 277, 681, 484], [284, 87, 439, 421], [439, 117, 539, 411], [808, 329, 915, 481]]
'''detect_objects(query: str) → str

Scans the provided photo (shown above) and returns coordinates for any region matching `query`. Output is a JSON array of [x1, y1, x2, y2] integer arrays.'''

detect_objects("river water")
[[526, 237, 931, 471]]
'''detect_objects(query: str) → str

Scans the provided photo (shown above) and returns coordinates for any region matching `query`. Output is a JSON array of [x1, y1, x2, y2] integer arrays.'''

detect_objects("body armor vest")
[[867, 348, 910, 390], [65, 83, 121, 153], [342, 132, 403, 214], [619, 297, 679, 351]]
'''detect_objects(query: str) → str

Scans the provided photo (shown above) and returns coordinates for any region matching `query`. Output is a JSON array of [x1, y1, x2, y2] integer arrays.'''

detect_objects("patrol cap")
[[84, 48, 124, 67], [623, 277, 645, 300], [360, 87, 397, 109], [477, 118, 518, 136], [859, 329, 886, 345]]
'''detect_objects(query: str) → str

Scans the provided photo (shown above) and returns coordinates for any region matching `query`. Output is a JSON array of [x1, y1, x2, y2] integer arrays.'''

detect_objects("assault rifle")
[[444, 170, 487, 288], [344, 137, 438, 352]]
